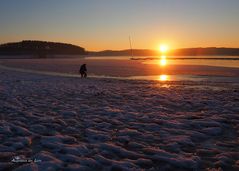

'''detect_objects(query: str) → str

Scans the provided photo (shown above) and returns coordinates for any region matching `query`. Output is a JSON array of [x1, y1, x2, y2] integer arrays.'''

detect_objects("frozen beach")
[[1, 56, 239, 78], [0, 65, 239, 171]]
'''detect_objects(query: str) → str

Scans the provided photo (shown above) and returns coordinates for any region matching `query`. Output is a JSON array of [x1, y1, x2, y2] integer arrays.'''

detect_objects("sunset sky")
[[0, 0, 239, 51]]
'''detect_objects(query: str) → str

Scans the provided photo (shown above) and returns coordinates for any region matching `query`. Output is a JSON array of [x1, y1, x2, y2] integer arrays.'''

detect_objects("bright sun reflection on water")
[[159, 55, 167, 66], [160, 59, 167, 66], [158, 75, 169, 81]]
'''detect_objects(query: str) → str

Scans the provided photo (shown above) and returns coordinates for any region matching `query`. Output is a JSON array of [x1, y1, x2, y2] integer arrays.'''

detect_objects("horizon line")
[[1, 40, 239, 52]]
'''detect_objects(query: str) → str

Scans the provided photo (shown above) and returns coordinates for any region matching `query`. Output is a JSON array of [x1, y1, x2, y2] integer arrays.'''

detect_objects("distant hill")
[[0, 40, 87, 57], [172, 47, 239, 56], [89, 49, 157, 56], [1, 41, 238, 57], [89, 47, 239, 56]]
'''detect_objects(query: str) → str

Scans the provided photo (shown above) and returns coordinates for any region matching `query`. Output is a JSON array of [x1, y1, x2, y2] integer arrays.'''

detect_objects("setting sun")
[[159, 44, 169, 53]]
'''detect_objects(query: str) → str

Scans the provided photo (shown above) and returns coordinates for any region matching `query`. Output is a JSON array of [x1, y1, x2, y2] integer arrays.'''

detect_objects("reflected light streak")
[[158, 75, 169, 81], [158, 55, 167, 66], [160, 58, 167, 66]]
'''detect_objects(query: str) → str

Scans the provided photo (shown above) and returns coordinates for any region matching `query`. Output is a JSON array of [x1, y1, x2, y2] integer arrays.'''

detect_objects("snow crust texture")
[[0, 70, 239, 171]]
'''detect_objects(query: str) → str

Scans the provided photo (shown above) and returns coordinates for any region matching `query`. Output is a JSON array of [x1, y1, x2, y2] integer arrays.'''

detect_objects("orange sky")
[[0, 0, 239, 51]]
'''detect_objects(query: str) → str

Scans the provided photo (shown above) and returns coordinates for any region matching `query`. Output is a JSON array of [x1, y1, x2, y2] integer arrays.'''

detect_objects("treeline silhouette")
[[0, 40, 87, 57], [89, 48, 239, 56], [1, 41, 238, 57], [89, 49, 157, 56], [172, 48, 239, 56]]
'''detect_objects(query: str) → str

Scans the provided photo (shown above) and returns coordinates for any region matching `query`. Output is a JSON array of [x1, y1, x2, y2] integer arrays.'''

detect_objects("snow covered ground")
[[0, 68, 238, 171]]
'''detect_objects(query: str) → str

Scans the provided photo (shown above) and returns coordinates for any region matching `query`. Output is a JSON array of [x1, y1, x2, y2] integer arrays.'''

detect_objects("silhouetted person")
[[79, 64, 87, 78]]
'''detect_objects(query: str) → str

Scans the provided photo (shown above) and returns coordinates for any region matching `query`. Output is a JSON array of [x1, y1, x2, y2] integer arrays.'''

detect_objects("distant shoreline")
[[89, 47, 239, 56], [0, 54, 86, 59], [130, 57, 239, 60], [0, 55, 239, 60], [1, 41, 239, 57]]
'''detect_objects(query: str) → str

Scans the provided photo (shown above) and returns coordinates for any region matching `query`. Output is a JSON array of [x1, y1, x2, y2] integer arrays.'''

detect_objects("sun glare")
[[158, 55, 167, 66], [159, 75, 169, 81], [159, 44, 169, 53], [160, 59, 167, 66]]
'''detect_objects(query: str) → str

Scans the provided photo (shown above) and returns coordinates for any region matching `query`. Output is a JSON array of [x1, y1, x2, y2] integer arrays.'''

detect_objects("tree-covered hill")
[[0, 40, 87, 56]]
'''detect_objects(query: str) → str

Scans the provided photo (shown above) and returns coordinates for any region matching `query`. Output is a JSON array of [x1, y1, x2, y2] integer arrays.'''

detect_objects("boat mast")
[[129, 36, 133, 58]]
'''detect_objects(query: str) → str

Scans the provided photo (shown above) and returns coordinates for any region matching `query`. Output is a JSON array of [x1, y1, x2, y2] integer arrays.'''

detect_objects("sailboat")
[[129, 36, 134, 59]]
